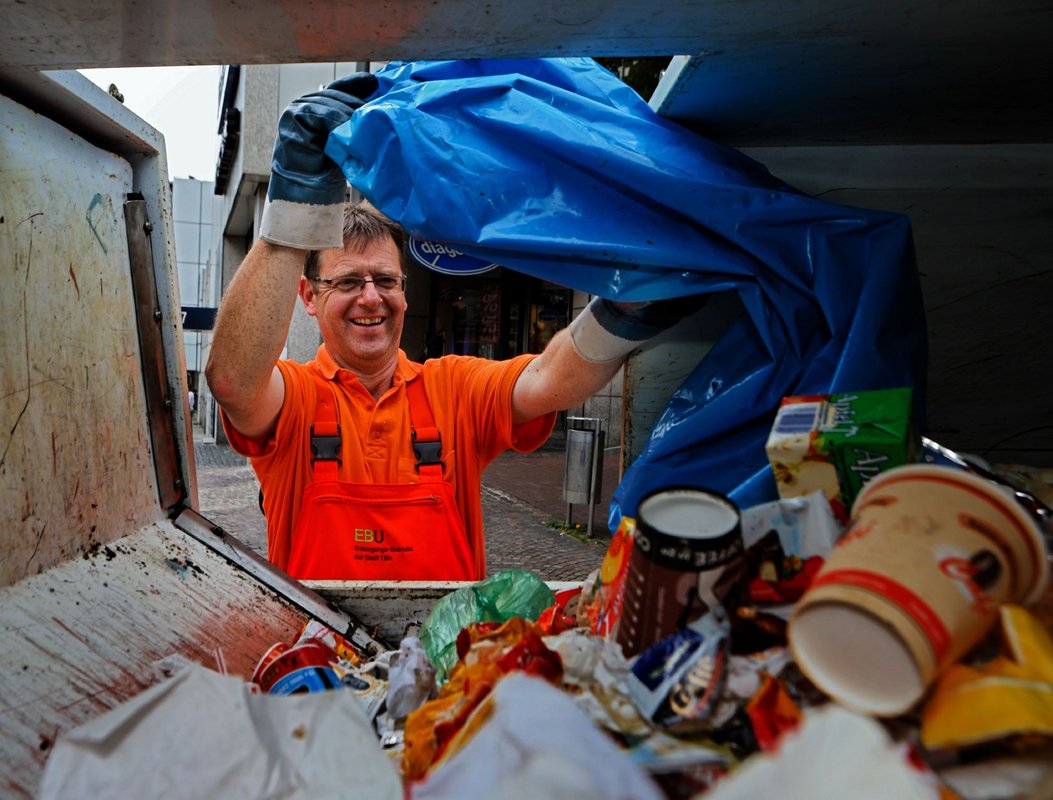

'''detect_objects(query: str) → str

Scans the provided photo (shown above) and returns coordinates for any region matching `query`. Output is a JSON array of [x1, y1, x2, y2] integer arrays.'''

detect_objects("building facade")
[[172, 177, 221, 440]]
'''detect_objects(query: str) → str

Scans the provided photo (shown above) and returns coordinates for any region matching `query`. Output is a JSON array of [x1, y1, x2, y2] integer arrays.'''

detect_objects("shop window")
[[528, 285, 570, 354], [434, 276, 502, 358], [429, 274, 570, 360]]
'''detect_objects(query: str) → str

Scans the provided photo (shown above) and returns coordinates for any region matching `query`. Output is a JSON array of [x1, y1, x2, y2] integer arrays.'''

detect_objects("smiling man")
[[205, 73, 702, 581]]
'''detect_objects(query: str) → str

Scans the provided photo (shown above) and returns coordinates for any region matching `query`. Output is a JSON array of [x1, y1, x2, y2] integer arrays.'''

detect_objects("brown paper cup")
[[789, 464, 1051, 717], [616, 486, 743, 658]]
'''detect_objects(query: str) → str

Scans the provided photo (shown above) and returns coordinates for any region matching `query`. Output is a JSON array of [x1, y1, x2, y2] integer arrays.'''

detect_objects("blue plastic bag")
[[325, 58, 928, 527]]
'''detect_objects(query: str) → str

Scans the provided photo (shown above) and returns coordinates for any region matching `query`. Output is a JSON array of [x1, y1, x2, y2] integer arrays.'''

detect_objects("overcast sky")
[[80, 66, 222, 181]]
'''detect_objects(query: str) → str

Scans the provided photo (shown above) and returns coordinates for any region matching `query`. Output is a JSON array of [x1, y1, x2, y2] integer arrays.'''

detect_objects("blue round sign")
[[409, 238, 499, 275]]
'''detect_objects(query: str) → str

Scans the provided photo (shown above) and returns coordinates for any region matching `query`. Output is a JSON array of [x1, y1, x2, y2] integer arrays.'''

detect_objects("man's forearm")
[[511, 295, 707, 425], [511, 328, 624, 425], [205, 239, 302, 416]]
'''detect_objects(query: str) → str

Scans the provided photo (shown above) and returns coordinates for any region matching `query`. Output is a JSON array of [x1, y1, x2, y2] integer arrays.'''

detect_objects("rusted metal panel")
[[3, 1, 1051, 146], [2, 1, 705, 69], [0, 520, 314, 799], [0, 91, 161, 585], [174, 507, 381, 651]]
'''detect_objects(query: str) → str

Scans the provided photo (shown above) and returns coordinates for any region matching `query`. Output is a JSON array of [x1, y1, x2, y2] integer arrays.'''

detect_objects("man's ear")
[[298, 275, 319, 317]]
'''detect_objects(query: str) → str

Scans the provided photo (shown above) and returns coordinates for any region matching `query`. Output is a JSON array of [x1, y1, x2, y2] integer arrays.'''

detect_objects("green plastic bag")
[[419, 570, 555, 682]]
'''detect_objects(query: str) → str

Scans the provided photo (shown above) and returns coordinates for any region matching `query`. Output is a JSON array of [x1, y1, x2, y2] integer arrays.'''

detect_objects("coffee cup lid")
[[635, 487, 743, 570]]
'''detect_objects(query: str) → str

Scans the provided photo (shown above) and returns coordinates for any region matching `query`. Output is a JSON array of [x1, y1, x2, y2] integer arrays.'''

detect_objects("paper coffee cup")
[[789, 464, 1051, 717], [616, 486, 743, 658]]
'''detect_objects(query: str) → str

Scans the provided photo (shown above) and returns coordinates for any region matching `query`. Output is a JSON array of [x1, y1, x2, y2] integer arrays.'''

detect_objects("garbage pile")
[[38, 391, 1053, 800]]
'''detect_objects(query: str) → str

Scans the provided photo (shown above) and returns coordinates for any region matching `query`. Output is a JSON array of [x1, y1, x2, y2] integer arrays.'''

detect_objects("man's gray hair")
[[303, 200, 409, 278]]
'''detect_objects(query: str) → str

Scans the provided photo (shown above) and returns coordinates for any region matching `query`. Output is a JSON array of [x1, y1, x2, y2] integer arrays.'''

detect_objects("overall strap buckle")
[[310, 424, 342, 464], [310, 377, 342, 479], [407, 375, 444, 474], [412, 426, 444, 471]]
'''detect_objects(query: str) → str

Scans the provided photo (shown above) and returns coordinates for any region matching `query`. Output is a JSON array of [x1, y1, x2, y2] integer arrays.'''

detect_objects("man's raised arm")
[[205, 73, 378, 440], [205, 241, 302, 439], [511, 295, 708, 426]]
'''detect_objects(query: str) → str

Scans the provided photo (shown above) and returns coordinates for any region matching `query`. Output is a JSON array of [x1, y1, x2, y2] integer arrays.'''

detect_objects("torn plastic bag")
[[418, 569, 555, 682], [325, 58, 928, 526]]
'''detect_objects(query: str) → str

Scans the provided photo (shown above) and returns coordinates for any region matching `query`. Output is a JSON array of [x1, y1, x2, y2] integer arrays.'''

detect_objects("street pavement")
[[193, 438, 621, 582]]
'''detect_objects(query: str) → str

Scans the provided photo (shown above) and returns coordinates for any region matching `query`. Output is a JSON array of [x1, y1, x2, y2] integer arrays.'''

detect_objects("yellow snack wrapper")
[[921, 605, 1053, 751]]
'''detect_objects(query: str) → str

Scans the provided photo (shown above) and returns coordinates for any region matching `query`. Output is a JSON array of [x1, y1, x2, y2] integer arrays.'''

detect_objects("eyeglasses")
[[310, 274, 406, 296]]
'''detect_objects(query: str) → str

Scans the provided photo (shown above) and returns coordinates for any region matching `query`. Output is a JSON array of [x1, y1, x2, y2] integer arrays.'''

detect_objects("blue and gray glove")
[[259, 73, 379, 250], [570, 294, 710, 362]]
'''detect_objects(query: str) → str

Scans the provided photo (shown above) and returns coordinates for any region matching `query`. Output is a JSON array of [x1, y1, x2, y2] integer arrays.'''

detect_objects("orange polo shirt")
[[222, 345, 555, 578]]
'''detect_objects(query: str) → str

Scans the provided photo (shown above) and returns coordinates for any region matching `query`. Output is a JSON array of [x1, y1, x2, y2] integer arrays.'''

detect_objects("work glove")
[[259, 73, 379, 250], [594, 295, 711, 340], [570, 294, 710, 363]]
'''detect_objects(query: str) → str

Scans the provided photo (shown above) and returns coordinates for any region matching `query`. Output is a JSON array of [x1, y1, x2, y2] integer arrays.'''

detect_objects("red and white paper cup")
[[789, 464, 1050, 717]]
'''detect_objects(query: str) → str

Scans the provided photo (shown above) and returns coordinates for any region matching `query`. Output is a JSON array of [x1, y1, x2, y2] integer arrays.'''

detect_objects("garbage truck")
[[2, 2, 1051, 796]]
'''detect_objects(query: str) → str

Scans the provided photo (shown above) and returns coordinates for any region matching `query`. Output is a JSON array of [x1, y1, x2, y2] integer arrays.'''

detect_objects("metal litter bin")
[[563, 417, 605, 537]]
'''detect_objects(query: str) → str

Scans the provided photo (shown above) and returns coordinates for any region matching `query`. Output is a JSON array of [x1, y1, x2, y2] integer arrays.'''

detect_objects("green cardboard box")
[[765, 388, 917, 522]]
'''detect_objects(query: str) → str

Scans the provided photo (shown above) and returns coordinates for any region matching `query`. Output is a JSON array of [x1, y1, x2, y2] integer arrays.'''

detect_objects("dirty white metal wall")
[[0, 74, 362, 799], [0, 92, 159, 586]]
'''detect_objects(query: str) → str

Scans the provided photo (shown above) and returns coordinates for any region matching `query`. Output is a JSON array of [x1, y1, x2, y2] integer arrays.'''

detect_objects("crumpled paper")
[[545, 628, 652, 737], [38, 663, 401, 800], [412, 673, 664, 800]]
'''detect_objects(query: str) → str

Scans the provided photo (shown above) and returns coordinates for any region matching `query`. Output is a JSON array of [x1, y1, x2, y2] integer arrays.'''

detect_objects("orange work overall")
[[285, 376, 476, 581]]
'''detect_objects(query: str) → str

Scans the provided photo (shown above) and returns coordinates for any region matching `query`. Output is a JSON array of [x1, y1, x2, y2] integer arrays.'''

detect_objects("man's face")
[[300, 237, 407, 373]]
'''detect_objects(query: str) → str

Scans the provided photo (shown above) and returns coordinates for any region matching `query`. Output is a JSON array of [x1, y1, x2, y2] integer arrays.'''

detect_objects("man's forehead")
[[318, 238, 401, 276]]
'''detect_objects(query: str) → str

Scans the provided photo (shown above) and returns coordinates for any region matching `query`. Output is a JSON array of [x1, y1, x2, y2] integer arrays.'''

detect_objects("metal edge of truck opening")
[[172, 507, 389, 655]]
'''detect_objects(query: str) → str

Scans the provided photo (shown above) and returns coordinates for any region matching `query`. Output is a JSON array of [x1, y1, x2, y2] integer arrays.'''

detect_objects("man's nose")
[[357, 279, 383, 301]]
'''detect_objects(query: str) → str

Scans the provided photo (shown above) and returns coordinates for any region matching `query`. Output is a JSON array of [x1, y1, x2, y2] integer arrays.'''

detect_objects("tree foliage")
[[595, 57, 671, 102]]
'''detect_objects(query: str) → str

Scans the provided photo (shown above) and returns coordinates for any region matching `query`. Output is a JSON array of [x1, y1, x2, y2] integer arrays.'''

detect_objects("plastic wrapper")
[[728, 605, 791, 654], [326, 57, 928, 528], [418, 569, 554, 682], [740, 531, 824, 608], [627, 609, 731, 735], [403, 618, 562, 781], [744, 673, 803, 753], [673, 646, 792, 747], [576, 516, 635, 638], [412, 674, 664, 800], [625, 730, 733, 800], [298, 619, 363, 665], [921, 604, 1053, 752], [741, 490, 843, 560], [386, 636, 437, 722], [335, 665, 389, 722], [544, 628, 652, 738], [538, 586, 583, 635]]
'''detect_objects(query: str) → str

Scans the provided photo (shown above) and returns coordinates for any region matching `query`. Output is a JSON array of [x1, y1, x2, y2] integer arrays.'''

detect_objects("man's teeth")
[[352, 317, 384, 326]]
